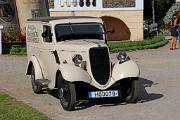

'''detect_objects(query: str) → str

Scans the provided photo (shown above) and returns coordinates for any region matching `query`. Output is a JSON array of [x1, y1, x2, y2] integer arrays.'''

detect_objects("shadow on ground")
[[139, 78, 163, 103], [48, 77, 163, 110]]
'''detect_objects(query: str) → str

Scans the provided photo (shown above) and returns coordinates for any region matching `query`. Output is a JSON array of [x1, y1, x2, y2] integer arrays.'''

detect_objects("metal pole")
[[0, 25, 3, 55]]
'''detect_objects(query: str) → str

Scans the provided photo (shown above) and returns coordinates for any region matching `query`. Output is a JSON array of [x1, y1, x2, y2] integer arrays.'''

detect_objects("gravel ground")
[[0, 43, 180, 120]]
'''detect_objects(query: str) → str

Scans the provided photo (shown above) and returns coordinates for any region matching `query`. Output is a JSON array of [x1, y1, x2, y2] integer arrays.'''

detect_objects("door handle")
[[51, 50, 60, 64], [50, 50, 55, 54]]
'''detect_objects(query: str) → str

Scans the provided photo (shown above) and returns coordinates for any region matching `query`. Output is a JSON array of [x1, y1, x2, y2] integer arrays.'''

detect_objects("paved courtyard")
[[0, 44, 180, 120]]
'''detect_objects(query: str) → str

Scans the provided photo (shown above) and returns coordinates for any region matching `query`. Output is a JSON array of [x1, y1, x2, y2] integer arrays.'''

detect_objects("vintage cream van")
[[26, 16, 140, 111]]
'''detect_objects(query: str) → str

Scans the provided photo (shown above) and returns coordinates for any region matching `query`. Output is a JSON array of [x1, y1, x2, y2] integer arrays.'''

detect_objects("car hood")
[[57, 39, 107, 52]]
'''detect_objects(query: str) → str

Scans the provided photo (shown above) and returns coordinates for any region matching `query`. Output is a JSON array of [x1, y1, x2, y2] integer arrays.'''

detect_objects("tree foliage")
[[144, 0, 175, 24], [163, 2, 180, 24]]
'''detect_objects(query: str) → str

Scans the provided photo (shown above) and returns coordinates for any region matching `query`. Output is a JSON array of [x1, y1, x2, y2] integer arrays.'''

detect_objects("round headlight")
[[72, 54, 83, 65], [117, 52, 129, 63]]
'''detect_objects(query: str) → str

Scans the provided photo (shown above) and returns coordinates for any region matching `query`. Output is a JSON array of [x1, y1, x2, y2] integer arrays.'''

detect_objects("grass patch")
[[0, 92, 49, 120], [108, 35, 168, 53], [10, 47, 27, 55]]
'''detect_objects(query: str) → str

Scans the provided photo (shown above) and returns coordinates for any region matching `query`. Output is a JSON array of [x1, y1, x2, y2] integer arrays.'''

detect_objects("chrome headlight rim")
[[72, 54, 83, 65], [116, 52, 130, 63]]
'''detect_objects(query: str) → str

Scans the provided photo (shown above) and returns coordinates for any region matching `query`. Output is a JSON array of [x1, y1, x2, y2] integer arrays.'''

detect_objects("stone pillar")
[[15, 0, 49, 33], [0, 25, 3, 55]]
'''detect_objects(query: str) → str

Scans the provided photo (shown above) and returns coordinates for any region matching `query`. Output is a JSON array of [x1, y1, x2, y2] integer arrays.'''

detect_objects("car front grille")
[[89, 47, 110, 85]]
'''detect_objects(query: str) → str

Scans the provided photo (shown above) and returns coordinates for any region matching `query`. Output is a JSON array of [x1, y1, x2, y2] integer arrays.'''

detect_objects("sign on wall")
[[103, 0, 135, 8]]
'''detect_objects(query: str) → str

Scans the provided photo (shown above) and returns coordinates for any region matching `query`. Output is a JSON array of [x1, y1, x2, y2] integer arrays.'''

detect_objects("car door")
[[40, 24, 59, 82]]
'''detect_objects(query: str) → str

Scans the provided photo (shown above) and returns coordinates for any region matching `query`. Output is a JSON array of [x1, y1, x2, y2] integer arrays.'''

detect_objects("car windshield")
[[55, 23, 105, 41]]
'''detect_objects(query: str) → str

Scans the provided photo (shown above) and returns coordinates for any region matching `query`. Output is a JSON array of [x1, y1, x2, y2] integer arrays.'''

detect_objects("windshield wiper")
[[69, 22, 74, 34]]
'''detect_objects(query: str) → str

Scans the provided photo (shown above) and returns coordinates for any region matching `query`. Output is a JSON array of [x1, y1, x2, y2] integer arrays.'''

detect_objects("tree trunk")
[[152, 0, 155, 24]]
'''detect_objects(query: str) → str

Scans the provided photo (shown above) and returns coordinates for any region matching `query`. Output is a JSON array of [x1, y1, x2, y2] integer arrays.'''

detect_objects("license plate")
[[88, 90, 119, 98]]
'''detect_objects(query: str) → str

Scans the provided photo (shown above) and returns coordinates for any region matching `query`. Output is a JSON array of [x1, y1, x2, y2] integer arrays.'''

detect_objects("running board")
[[36, 79, 50, 90]]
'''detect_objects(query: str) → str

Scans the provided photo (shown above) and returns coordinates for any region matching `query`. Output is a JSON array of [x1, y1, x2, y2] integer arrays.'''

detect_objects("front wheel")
[[121, 78, 139, 103], [57, 75, 76, 111], [31, 65, 42, 94]]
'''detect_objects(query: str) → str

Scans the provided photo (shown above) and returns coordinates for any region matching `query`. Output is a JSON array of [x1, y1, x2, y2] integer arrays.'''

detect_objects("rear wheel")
[[121, 78, 139, 103], [31, 65, 42, 94], [57, 75, 76, 111]]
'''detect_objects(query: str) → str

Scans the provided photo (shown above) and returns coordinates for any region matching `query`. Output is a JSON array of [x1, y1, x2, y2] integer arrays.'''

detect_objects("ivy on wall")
[[48, 0, 54, 9], [163, 2, 180, 24]]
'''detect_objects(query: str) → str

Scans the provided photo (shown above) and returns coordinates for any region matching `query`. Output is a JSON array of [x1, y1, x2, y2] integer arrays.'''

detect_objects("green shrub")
[[10, 47, 27, 55], [108, 35, 168, 53]]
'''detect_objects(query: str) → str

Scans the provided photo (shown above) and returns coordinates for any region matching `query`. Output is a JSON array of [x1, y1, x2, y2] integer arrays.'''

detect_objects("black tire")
[[31, 65, 42, 94], [57, 74, 76, 111], [121, 78, 139, 103]]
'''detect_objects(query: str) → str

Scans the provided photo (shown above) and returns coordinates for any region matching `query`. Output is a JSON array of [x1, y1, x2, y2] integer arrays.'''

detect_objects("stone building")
[[0, 0, 49, 32], [15, 0, 49, 32], [49, 0, 144, 41], [0, 0, 143, 41], [0, 0, 49, 54]]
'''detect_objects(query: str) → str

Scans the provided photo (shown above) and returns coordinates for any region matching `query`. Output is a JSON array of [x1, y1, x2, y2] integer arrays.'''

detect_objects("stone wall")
[[15, 0, 49, 33], [103, 0, 135, 8]]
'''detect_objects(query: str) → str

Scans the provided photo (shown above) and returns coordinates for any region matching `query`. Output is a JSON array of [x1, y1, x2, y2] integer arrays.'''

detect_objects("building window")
[[31, 9, 41, 18]]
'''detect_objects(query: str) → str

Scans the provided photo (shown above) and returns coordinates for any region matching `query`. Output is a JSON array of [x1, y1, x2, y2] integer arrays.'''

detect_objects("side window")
[[42, 25, 52, 43]]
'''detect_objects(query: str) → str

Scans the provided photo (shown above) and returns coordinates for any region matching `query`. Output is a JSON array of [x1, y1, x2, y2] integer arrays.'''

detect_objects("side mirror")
[[106, 29, 115, 33], [42, 32, 47, 38]]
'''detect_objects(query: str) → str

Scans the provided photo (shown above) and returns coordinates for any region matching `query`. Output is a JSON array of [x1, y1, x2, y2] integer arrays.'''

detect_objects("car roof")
[[27, 16, 98, 22]]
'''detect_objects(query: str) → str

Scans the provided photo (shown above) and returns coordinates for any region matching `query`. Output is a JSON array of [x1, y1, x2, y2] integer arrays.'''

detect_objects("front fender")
[[59, 64, 92, 83], [112, 60, 140, 81], [26, 56, 43, 80]]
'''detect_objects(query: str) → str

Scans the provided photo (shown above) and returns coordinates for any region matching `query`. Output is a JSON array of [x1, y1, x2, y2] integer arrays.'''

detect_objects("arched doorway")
[[101, 16, 131, 41]]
